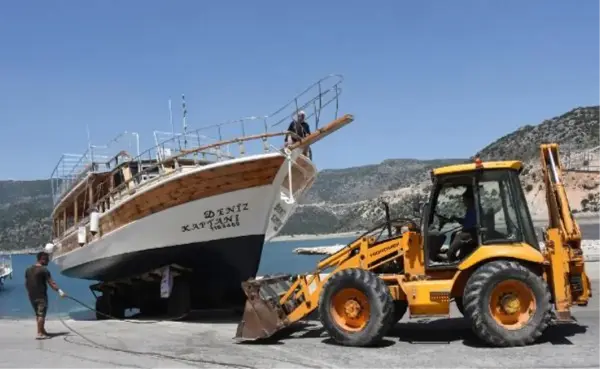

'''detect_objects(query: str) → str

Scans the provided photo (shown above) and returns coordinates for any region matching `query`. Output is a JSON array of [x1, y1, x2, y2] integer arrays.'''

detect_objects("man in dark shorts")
[[24, 251, 66, 339]]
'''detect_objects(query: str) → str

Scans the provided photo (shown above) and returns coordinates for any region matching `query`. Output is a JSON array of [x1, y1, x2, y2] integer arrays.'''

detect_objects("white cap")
[[44, 243, 55, 253], [294, 110, 306, 121]]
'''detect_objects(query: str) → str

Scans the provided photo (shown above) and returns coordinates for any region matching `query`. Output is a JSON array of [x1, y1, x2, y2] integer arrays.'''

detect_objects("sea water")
[[0, 237, 354, 320], [2, 222, 597, 320]]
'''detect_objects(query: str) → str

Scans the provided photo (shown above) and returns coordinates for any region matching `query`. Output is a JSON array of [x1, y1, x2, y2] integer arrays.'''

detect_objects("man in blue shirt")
[[457, 191, 477, 230], [445, 188, 478, 262]]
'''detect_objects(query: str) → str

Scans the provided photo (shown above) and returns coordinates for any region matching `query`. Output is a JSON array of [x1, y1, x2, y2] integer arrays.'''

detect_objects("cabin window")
[[429, 182, 470, 231], [508, 171, 539, 249], [476, 170, 523, 244]]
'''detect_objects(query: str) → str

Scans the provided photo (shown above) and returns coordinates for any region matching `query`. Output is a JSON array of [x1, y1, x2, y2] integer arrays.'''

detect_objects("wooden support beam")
[[288, 114, 354, 151]]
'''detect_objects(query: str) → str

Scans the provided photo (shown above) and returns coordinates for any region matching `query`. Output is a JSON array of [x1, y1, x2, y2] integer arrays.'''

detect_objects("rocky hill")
[[0, 180, 53, 251], [0, 106, 597, 250], [278, 106, 600, 235]]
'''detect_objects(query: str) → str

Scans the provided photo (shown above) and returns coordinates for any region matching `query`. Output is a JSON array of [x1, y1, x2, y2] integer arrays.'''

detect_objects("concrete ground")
[[2, 263, 599, 368]]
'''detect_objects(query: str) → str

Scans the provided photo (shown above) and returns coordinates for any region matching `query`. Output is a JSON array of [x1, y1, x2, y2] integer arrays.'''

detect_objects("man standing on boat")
[[284, 110, 313, 159], [24, 251, 66, 339]]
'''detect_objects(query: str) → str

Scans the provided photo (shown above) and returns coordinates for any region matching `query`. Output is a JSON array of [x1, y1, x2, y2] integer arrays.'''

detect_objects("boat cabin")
[[50, 149, 216, 240]]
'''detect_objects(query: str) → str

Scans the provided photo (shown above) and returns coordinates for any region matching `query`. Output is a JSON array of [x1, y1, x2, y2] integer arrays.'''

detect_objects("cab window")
[[477, 171, 523, 244], [430, 183, 469, 232]]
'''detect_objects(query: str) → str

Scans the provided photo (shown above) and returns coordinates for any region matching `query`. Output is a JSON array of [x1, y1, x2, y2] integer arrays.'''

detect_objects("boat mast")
[[181, 94, 188, 149], [169, 98, 174, 137], [86, 123, 93, 161]]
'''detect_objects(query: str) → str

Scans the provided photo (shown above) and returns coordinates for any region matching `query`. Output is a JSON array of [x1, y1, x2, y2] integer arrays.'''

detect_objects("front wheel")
[[462, 260, 551, 347], [318, 268, 394, 347]]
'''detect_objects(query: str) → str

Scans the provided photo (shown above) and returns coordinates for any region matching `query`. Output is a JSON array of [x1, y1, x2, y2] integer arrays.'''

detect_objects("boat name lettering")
[[203, 202, 249, 219], [273, 202, 286, 217], [181, 202, 250, 232], [181, 214, 241, 232], [271, 214, 282, 232]]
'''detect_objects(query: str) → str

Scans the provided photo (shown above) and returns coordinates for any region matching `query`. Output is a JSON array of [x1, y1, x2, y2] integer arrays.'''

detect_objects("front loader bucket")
[[234, 274, 295, 341]]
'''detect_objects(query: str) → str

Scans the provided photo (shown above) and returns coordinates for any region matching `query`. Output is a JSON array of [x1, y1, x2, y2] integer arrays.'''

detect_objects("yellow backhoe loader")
[[235, 143, 592, 347]]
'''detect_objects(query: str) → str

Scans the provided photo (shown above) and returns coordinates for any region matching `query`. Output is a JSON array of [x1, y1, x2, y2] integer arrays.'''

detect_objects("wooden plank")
[[288, 114, 354, 150]]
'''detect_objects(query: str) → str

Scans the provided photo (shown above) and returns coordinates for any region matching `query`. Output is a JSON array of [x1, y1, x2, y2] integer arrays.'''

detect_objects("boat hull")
[[63, 234, 266, 308], [51, 151, 316, 308]]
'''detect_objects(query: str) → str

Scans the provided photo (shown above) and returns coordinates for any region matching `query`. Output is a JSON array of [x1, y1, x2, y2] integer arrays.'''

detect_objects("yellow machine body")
[[235, 143, 592, 347]]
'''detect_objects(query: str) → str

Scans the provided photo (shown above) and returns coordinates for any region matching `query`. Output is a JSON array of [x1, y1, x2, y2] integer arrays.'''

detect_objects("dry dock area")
[[2, 263, 599, 368]]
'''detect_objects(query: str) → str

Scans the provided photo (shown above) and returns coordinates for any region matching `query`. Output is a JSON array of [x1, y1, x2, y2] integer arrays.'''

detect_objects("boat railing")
[[52, 74, 345, 213], [145, 74, 344, 162], [267, 74, 344, 129], [152, 130, 233, 162], [50, 132, 141, 205]]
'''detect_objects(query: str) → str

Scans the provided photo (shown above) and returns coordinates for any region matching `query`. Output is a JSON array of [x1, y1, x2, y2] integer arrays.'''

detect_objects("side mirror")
[[380, 200, 393, 238]]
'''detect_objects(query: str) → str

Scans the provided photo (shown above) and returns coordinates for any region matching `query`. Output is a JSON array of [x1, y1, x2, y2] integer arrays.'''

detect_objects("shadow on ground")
[[235, 316, 589, 348], [387, 318, 588, 348], [67, 307, 244, 324]]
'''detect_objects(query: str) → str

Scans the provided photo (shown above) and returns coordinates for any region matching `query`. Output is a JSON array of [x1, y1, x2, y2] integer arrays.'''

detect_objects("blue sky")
[[1, 0, 598, 180]]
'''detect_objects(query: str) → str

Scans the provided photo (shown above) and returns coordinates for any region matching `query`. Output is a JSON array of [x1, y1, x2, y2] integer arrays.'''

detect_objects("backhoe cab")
[[235, 143, 592, 348]]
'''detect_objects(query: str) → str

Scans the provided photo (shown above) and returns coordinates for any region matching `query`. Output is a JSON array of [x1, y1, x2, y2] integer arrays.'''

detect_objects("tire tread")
[[318, 268, 394, 347], [462, 260, 552, 347]]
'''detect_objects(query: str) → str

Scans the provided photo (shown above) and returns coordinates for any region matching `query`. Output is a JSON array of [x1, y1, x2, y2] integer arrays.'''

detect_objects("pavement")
[[2, 263, 599, 368]]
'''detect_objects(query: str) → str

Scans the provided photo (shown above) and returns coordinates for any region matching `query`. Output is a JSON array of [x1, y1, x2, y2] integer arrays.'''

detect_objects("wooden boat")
[[46, 75, 354, 310]]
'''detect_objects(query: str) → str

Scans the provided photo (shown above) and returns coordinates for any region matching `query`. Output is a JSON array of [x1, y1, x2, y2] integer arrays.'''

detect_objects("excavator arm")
[[539, 143, 591, 321]]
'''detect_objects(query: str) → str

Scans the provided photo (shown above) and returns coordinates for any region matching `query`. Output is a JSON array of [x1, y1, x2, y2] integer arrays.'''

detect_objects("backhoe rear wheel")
[[463, 260, 551, 347], [318, 268, 394, 347]]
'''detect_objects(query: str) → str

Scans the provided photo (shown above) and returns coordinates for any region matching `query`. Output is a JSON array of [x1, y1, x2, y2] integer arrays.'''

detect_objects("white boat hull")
[[50, 151, 316, 308]]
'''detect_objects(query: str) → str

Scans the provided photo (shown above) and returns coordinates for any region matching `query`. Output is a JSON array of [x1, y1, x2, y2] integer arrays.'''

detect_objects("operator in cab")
[[443, 187, 478, 262], [284, 110, 312, 159]]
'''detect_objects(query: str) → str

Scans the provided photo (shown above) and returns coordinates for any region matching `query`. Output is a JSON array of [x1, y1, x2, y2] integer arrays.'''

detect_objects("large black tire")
[[462, 260, 552, 347], [318, 268, 394, 347]]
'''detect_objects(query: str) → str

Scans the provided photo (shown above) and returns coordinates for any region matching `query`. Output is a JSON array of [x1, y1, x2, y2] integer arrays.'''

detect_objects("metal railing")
[[50, 132, 140, 205], [49, 74, 345, 208]]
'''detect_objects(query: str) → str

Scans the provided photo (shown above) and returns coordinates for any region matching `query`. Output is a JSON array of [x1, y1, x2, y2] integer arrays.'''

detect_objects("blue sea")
[[0, 237, 354, 320], [2, 222, 598, 320]]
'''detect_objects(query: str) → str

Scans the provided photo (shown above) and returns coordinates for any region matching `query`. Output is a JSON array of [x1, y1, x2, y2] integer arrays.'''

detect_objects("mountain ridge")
[[0, 105, 597, 251]]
